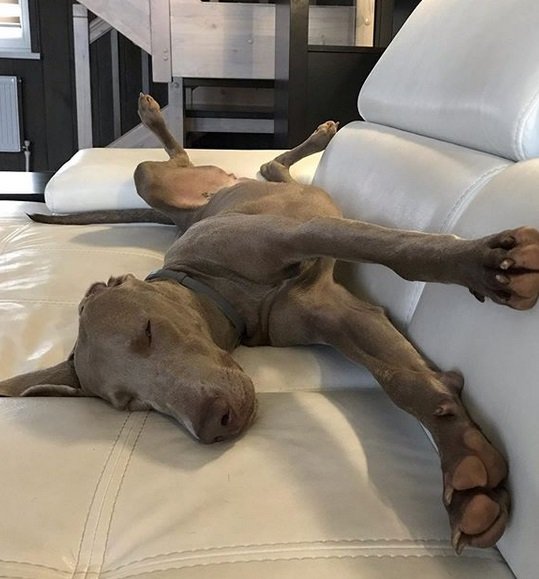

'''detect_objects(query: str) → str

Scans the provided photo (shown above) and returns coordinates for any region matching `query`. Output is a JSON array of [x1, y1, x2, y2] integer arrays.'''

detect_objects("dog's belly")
[[160, 166, 239, 209], [200, 180, 342, 221]]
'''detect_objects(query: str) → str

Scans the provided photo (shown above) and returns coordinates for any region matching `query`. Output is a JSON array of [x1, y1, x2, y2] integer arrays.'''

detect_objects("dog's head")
[[0, 274, 256, 444]]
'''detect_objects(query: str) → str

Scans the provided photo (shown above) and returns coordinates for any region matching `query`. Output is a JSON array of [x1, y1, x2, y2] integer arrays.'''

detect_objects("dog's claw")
[[500, 259, 513, 270], [444, 480, 454, 506], [440, 423, 509, 553], [452, 529, 465, 555], [469, 288, 486, 302]]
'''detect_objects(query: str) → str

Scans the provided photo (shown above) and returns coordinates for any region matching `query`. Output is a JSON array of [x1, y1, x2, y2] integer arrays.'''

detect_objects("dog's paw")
[[441, 426, 509, 553], [137, 93, 163, 127], [471, 226, 539, 309], [447, 487, 510, 553], [309, 121, 339, 148]]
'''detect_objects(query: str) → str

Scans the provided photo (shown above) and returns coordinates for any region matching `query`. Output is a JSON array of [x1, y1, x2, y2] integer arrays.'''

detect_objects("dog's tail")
[[27, 208, 174, 225]]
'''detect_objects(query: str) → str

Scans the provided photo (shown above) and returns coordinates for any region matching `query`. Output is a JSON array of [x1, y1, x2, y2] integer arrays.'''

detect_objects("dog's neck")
[[146, 277, 242, 351]]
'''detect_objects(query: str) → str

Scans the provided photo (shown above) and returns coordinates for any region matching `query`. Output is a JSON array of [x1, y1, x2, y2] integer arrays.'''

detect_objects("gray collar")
[[145, 268, 246, 339]]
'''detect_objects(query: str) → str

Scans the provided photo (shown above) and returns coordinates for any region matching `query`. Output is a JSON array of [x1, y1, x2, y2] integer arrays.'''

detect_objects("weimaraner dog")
[[3, 94, 539, 554]]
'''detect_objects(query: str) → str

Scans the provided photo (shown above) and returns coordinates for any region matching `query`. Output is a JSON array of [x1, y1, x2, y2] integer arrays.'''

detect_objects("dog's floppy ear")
[[0, 357, 82, 398], [78, 274, 136, 313]]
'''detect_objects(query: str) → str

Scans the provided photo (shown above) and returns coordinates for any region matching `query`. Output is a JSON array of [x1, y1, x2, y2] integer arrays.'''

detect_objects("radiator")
[[0, 76, 22, 152]]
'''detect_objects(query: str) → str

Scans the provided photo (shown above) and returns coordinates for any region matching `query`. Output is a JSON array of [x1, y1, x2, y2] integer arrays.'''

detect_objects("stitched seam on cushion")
[[403, 164, 508, 326], [73, 414, 148, 579], [103, 552, 506, 579], [94, 413, 150, 577], [439, 165, 508, 234], [0, 561, 69, 573], [105, 539, 502, 573], [513, 87, 539, 160], [71, 414, 131, 579], [403, 282, 426, 329]]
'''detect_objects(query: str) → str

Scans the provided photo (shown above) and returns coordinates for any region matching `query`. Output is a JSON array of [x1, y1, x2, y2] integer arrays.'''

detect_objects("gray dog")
[[3, 93, 539, 553]]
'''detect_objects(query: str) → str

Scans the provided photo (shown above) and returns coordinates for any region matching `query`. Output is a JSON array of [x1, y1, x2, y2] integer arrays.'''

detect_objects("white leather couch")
[[1, 0, 538, 577]]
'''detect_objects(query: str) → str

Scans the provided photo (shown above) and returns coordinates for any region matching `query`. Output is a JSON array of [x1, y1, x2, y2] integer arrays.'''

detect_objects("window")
[[0, 0, 37, 58]]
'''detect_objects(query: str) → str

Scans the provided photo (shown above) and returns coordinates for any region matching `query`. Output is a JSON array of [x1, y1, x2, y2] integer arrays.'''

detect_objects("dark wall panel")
[[90, 35, 114, 147], [90, 33, 167, 146], [0, 0, 76, 172], [39, 1, 77, 170], [119, 35, 143, 134], [306, 48, 383, 131]]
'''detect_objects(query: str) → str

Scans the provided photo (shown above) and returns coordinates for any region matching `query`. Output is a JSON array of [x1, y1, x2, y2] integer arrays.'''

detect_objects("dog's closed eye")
[[129, 320, 153, 354]]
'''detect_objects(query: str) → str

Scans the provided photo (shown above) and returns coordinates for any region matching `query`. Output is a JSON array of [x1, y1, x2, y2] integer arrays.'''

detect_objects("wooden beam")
[[150, 0, 172, 82], [168, 77, 184, 146], [73, 4, 93, 149], [77, 0, 151, 53]]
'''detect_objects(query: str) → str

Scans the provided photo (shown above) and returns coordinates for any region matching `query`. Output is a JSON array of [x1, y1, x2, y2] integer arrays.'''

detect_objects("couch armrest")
[[407, 160, 539, 579]]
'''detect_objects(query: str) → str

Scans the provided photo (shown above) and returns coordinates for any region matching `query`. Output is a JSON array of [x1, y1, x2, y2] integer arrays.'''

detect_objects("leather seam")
[[104, 538, 502, 573], [71, 413, 131, 579], [95, 413, 150, 576], [514, 87, 539, 160], [77, 413, 149, 579], [403, 164, 507, 327], [403, 281, 425, 329], [439, 165, 508, 235], [0, 560, 70, 573], [103, 552, 505, 578]]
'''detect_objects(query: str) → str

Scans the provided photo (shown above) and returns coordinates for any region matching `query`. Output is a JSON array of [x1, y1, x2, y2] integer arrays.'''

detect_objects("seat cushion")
[[0, 392, 512, 578], [0, 202, 512, 578]]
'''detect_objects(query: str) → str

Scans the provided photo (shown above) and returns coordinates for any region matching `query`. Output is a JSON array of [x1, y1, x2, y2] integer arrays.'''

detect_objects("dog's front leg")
[[287, 218, 539, 310]]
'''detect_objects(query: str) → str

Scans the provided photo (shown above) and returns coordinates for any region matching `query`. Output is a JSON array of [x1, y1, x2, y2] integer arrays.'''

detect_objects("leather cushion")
[[359, 0, 539, 161], [0, 393, 511, 578]]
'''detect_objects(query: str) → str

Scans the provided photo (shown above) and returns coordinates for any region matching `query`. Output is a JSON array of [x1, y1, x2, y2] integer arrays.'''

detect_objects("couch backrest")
[[358, 0, 539, 162], [313, 122, 510, 328]]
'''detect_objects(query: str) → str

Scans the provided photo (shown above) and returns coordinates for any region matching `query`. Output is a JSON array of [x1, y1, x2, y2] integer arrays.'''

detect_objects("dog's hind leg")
[[138, 93, 192, 167], [268, 281, 509, 554], [260, 121, 338, 183]]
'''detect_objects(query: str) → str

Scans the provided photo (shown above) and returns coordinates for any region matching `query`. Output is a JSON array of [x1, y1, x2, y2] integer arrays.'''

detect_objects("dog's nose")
[[198, 397, 234, 444]]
